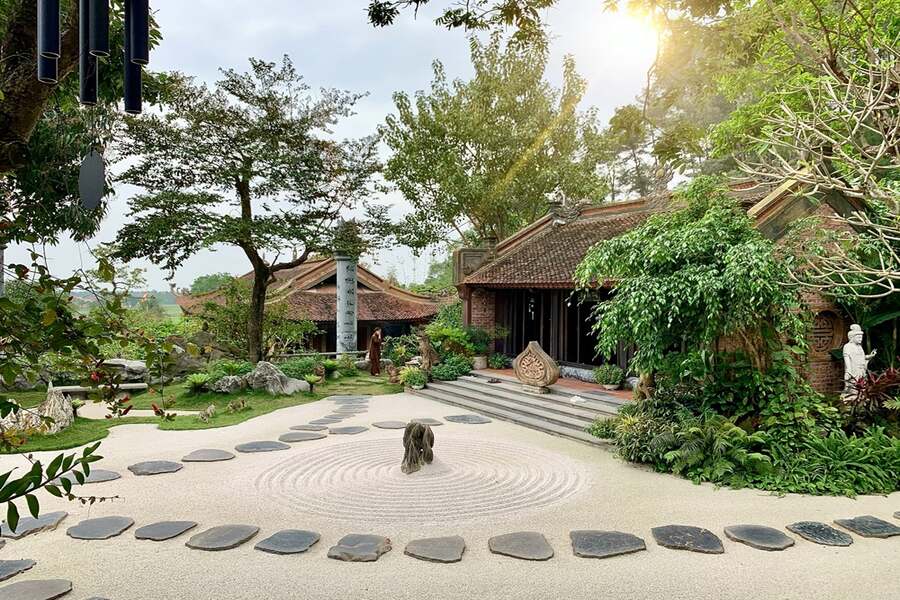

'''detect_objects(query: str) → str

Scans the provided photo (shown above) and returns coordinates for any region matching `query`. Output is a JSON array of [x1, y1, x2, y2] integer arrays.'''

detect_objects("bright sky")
[[8, 0, 658, 290]]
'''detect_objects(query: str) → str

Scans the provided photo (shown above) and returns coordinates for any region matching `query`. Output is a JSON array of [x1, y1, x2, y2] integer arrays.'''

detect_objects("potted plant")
[[466, 326, 492, 370], [593, 364, 624, 390], [399, 366, 427, 390]]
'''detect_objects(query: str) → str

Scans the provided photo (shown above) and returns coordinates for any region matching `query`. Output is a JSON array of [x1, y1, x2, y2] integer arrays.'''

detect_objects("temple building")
[[175, 257, 443, 352], [454, 181, 858, 394]]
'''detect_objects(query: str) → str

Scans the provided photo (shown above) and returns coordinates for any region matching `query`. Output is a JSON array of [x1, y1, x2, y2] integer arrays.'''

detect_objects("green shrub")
[[593, 364, 624, 386], [322, 359, 339, 374], [587, 417, 619, 439], [464, 326, 493, 355], [206, 359, 253, 383], [337, 354, 358, 376], [185, 373, 212, 395], [399, 366, 427, 388], [279, 356, 320, 379], [384, 334, 418, 365], [303, 373, 320, 391], [430, 363, 459, 381], [431, 354, 473, 381], [488, 353, 510, 369]]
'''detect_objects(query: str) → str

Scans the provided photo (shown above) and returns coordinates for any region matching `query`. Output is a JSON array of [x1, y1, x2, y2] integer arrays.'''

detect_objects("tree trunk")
[[248, 268, 269, 363]]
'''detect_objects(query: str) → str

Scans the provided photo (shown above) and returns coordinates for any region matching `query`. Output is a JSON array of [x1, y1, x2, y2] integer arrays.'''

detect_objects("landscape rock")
[[404, 536, 466, 563], [724, 525, 795, 551], [235, 440, 290, 453], [0, 579, 72, 600], [1, 511, 67, 540], [328, 534, 392, 562], [354, 358, 393, 371], [127, 460, 183, 476], [210, 375, 244, 394], [624, 376, 640, 391], [570, 530, 646, 559], [254, 530, 320, 555], [786, 522, 853, 547], [834, 515, 900, 538], [0, 389, 74, 435], [105, 358, 148, 383], [242, 361, 309, 395], [559, 365, 596, 383], [134, 521, 198, 541], [186, 525, 259, 551], [182, 449, 235, 462], [651, 525, 724, 554], [67, 516, 134, 540], [0, 559, 36, 582], [488, 532, 554, 561]]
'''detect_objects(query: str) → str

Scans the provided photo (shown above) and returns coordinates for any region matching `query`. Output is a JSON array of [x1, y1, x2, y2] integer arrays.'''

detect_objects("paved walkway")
[[0, 392, 897, 599]]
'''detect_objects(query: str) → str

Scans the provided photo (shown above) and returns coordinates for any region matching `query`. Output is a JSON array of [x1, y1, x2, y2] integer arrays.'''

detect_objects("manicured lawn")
[[2, 374, 401, 452]]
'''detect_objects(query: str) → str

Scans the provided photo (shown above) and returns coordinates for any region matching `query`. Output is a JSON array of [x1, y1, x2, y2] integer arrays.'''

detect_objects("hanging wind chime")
[[36, 0, 150, 210]]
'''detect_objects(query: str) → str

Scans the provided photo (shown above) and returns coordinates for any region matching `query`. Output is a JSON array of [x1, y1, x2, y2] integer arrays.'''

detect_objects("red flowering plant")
[[846, 367, 900, 433]]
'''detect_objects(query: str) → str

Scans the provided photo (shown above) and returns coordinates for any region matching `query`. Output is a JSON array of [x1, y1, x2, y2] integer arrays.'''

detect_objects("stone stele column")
[[335, 253, 358, 355]]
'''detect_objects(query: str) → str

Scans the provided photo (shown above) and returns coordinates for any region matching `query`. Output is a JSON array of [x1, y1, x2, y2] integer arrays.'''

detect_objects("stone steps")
[[459, 374, 625, 413], [468, 371, 629, 408], [412, 375, 620, 446]]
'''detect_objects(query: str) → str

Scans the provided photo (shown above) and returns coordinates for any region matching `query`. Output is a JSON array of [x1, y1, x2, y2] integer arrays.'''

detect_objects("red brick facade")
[[803, 291, 847, 395], [467, 288, 496, 331]]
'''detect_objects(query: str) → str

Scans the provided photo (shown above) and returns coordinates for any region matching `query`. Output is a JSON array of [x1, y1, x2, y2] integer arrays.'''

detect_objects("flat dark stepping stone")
[[328, 534, 392, 562], [67, 516, 134, 540], [127, 460, 183, 476], [134, 521, 198, 541], [186, 525, 259, 551], [279, 431, 327, 443], [51, 469, 121, 486], [445, 414, 492, 424], [651, 525, 724, 554], [290, 424, 327, 431], [724, 525, 794, 551], [0, 559, 36, 582], [309, 418, 342, 425], [786, 522, 852, 547], [488, 532, 553, 561], [411, 418, 443, 426], [404, 536, 465, 563], [235, 441, 290, 453], [329, 426, 368, 435], [0, 579, 72, 600], [254, 529, 320, 555], [324, 414, 348, 420], [328, 395, 371, 401], [834, 515, 900, 538], [182, 449, 235, 462], [372, 421, 407, 429], [570, 530, 646, 559], [1, 511, 67, 540]]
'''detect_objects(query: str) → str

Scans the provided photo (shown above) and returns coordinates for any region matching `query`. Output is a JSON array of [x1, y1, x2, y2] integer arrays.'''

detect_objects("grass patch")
[[3, 374, 402, 452]]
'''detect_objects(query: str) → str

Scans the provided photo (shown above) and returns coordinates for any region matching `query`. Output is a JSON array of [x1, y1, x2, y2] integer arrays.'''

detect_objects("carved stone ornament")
[[513, 341, 560, 394]]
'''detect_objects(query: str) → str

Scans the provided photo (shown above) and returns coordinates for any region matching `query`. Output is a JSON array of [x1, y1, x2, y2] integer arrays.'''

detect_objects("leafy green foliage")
[[279, 357, 320, 380], [205, 359, 253, 383], [189, 273, 234, 295], [593, 364, 624, 386], [336, 354, 359, 377], [383, 334, 419, 365], [185, 373, 211, 396], [488, 353, 510, 369], [399, 366, 427, 388], [431, 354, 473, 381], [322, 359, 339, 374]]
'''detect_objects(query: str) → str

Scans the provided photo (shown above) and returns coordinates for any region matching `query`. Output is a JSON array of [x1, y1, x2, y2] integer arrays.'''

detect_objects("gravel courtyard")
[[0, 392, 897, 600]]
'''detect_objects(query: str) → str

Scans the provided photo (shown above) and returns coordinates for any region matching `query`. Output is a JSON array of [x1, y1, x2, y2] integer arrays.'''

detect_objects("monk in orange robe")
[[368, 327, 383, 376]]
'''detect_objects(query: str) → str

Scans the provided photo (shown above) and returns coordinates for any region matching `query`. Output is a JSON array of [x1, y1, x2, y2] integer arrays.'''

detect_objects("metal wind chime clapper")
[[36, 0, 150, 210]]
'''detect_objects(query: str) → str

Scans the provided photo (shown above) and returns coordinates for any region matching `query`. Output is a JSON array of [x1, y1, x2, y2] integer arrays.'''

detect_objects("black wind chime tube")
[[123, 0, 143, 114], [37, 0, 60, 58], [127, 0, 150, 65], [37, 55, 58, 84], [88, 0, 110, 57], [79, 0, 98, 105]]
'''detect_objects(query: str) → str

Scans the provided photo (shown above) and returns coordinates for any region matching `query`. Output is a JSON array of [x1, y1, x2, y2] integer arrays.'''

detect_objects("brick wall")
[[467, 288, 496, 331], [802, 290, 846, 395]]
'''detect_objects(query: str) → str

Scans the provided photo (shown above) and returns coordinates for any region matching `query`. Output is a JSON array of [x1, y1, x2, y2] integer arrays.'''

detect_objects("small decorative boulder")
[[210, 375, 244, 394], [242, 361, 309, 396], [0, 388, 74, 435], [513, 341, 560, 394], [401, 421, 435, 474]]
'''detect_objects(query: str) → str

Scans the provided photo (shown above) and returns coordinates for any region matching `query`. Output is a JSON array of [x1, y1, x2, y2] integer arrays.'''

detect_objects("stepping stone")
[[404, 536, 466, 563], [411, 418, 443, 426], [235, 441, 290, 453], [127, 460, 183, 476], [134, 521, 198, 541], [278, 431, 327, 443], [445, 414, 492, 424], [329, 426, 368, 435], [328, 395, 371, 402], [50, 469, 121, 486], [651, 525, 724, 554], [324, 414, 348, 420], [724, 525, 794, 551], [67, 516, 134, 540], [786, 522, 853, 547], [372, 421, 407, 429], [290, 424, 327, 431], [0, 579, 72, 600], [488, 532, 553, 561], [186, 525, 259, 551], [1, 511, 67, 540], [182, 449, 235, 462], [0, 559, 36, 582], [570, 530, 646, 559], [309, 418, 342, 425], [834, 515, 900, 538], [328, 534, 392, 562], [254, 530, 320, 555]]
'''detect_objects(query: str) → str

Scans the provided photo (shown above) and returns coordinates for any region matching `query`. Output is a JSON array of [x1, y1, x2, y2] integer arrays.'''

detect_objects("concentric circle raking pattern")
[[253, 437, 586, 523]]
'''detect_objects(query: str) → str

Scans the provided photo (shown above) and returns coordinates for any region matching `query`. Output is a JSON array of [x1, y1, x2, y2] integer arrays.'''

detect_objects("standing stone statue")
[[843, 324, 876, 393], [401, 421, 434, 474]]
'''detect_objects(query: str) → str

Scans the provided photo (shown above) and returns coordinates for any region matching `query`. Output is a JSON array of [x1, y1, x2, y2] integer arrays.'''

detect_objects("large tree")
[[115, 57, 385, 362], [383, 35, 605, 246]]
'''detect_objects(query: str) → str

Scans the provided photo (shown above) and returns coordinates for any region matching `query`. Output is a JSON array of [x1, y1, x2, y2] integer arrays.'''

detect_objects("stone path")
[[328, 534, 392, 562], [834, 515, 900, 538], [66, 517, 134, 541], [724, 525, 794, 551], [786, 522, 853, 546], [127, 460, 183, 476], [181, 449, 234, 462], [570, 530, 646, 558], [186, 525, 259, 551], [234, 441, 290, 453], [50, 470, 121, 486], [0, 578, 72, 600], [0, 512, 67, 540], [0, 559, 36, 582], [134, 521, 198, 541], [650, 525, 724, 554], [254, 530, 320, 555], [488, 532, 554, 561]]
